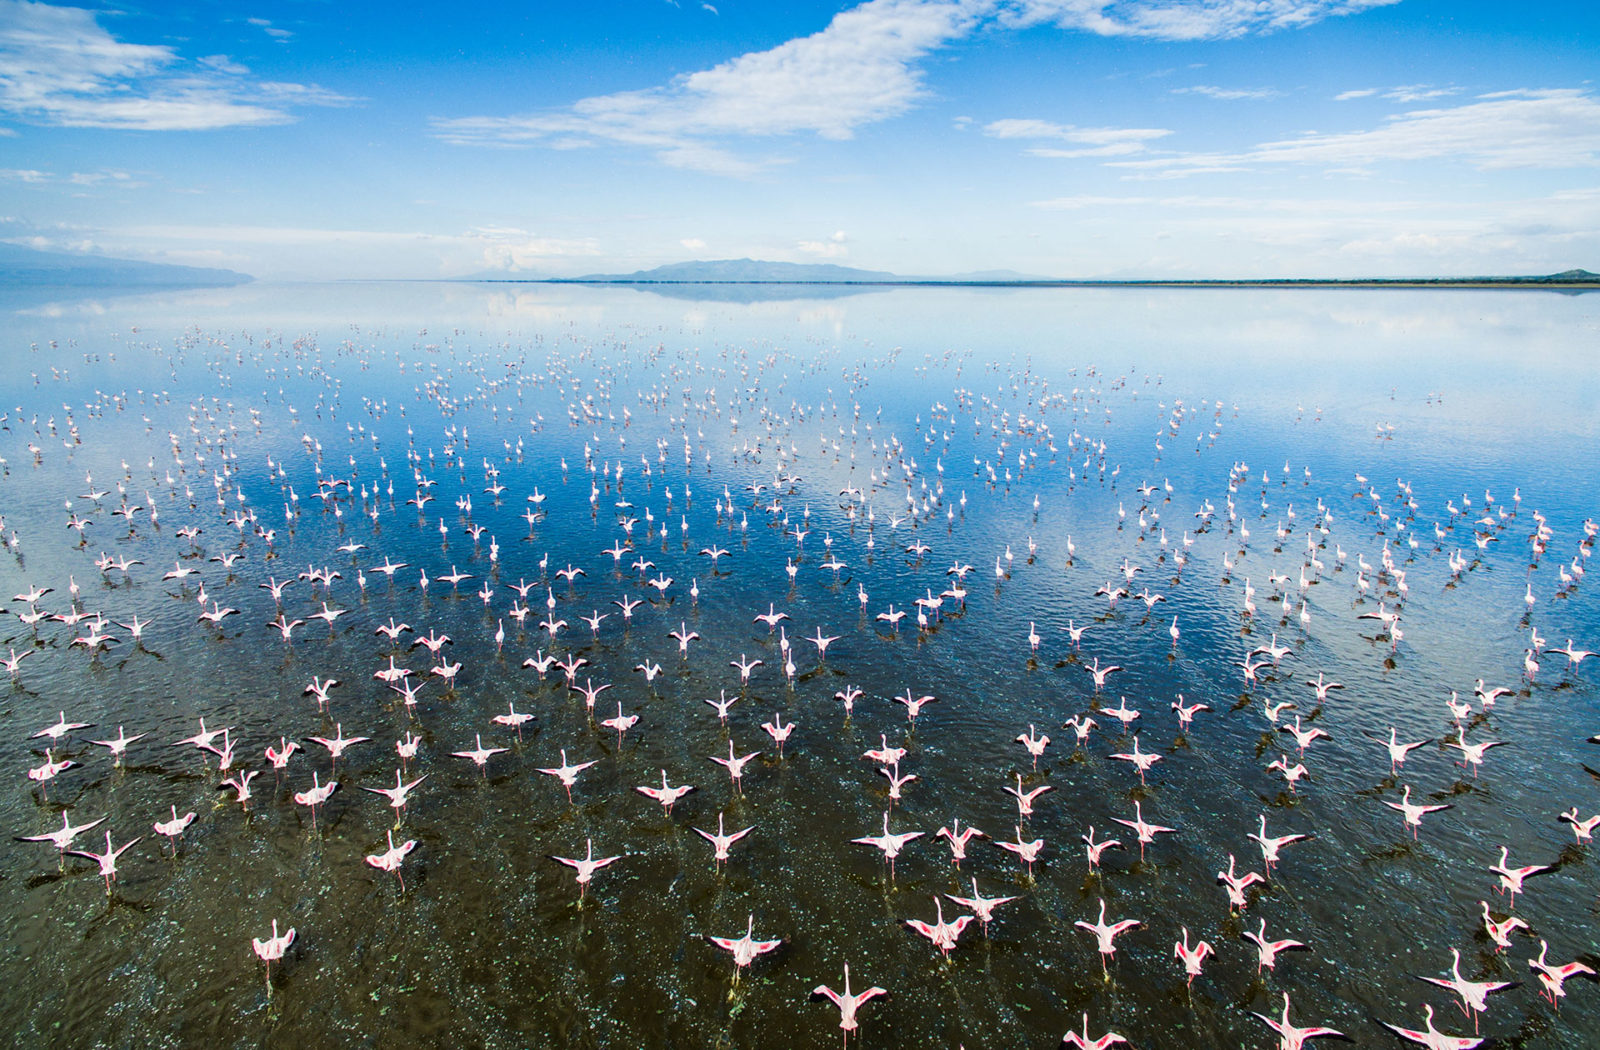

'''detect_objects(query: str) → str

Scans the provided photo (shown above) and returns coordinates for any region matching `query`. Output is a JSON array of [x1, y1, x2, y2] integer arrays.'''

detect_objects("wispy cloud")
[[434, 0, 984, 173], [1172, 84, 1283, 101], [0, 164, 139, 186], [1383, 83, 1459, 103], [434, 0, 1390, 174], [1001, 0, 1400, 41], [0, 1, 355, 130], [983, 117, 1171, 157], [1114, 89, 1600, 177], [798, 230, 849, 257]]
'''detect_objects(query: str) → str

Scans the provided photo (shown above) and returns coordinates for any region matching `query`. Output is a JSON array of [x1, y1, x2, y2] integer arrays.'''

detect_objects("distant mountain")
[[0, 242, 251, 288], [572, 259, 900, 283]]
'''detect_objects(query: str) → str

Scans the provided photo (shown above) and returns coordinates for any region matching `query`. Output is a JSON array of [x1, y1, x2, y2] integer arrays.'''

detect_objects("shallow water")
[[1, 281, 1597, 1049]]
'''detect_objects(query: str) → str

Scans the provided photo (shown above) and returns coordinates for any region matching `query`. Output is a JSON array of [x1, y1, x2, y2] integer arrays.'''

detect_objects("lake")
[[2, 280, 1597, 1048]]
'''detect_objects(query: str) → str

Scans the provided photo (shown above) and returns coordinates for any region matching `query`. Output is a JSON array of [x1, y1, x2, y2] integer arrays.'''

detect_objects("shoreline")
[[465, 277, 1600, 291]]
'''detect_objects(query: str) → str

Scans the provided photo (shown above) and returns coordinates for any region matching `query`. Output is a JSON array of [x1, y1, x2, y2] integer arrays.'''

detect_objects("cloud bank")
[[433, 0, 1393, 173], [0, 0, 354, 130]]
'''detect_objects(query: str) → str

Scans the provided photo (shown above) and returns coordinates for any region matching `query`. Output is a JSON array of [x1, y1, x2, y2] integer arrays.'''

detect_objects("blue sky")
[[1, 0, 1597, 279]]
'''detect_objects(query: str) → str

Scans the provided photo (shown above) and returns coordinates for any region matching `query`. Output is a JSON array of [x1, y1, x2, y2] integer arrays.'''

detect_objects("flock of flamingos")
[[4, 325, 1598, 1048]]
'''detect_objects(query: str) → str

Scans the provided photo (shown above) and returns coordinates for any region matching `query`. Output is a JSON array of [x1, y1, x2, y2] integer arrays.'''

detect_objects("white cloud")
[[0, 167, 50, 182], [0, 1, 354, 130], [1334, 88, 1378, 101], [434, 0, 984, 173], [1384, 84, 1459, 103], [798, 230, 850, 257], [435, 0, 1387, 174], [984, 117, 1171, 157], [1114, 89, 1600, 176], [680, 237, 708, 250], [1172, 84, 1283, 100], [999, 0, 1399, 41], [247, 17, 292, 41]]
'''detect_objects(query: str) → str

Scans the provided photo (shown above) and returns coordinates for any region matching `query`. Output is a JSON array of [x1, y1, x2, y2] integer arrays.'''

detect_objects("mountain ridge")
[[0, 242, 252, 288]]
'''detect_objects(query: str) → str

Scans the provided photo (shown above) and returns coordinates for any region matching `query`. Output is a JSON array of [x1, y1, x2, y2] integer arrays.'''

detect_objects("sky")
[[1, 0, 1597, 280]]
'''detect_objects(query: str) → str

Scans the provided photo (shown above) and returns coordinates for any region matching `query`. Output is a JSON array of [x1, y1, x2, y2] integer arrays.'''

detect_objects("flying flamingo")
[[904, 897, 974, 958], [1380, 1003, 1484, 1049], [18, 810, 105, 852], [1383, 785, 1452, 839], [537, 749, 597, 802], [1528, 939, 1597, 1008], [1417, 947, 1513, 1032], [365, 830, 418, 890], [994, 823, 1045, 877], [1112, 800, 1176, 860], [600, 701, 639, 747], [1174, 927, 1213, 988], [1218, 853, 1267, 912], [1074, 898, 1141, 975], [705, 914, 782, 984], [636, 769, 695, 815], [251, 920, 296, 994], [1250, 992, 1348, 1050], [1243, 917, 1308, 973], [944, 877, 1018, 937], [692, 812, 753, 868], [292, 771, 338, 829], [1016, 724, 1049, 768], [1061, 1012, 1127, 1050], [68, 828, 140, 894], [1479, 901, 1528, 952], [852, 812, 923, 879], [935, 818, 985, 868], [1490, 845, 1552, 908], [811, 964, 886, 1049], [549, 838, 620, 902], [153, 805, 197, 855]]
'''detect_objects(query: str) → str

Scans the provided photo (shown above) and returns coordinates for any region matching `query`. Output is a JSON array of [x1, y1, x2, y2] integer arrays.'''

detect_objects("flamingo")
[[935, 818, 985, 868], [17, 810, 105, 852], [365, 830, 418, 889], [1528, 939, 1597, 1007], [852, 812, 923, 879], [1417, 947, 1514, 1031], [1016, 724, 1049, 768], [692, 812, 753, 868], [1383, 785, 1452, 839], [153, 805, 197, 854], [1082, 826, 1123, 872], [1380, 1003, 1484, 1049], [1074, 898, 1140, 974], [1217, 852, 1266, 911], [1112, 800, 1176, 860], [1061, 1012, 1127, 1050], [904, 897, 973, 958], [1003, 772, 1053, 817], [635, 769, 695, 815], [1250, 992, 1348, 1050], [536, 749, 597, 802], [1243, 917, 1308, 973], [1174, 926, 1213, 987], [811, 964, 886, 1048], [943, 877, 1017, 936], [549, 838, 620, 901], [1490, 845, 1552, 908], [67, 828, 140, 894], [706, 914, 782, 983], [251, 919, 296, 993]]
